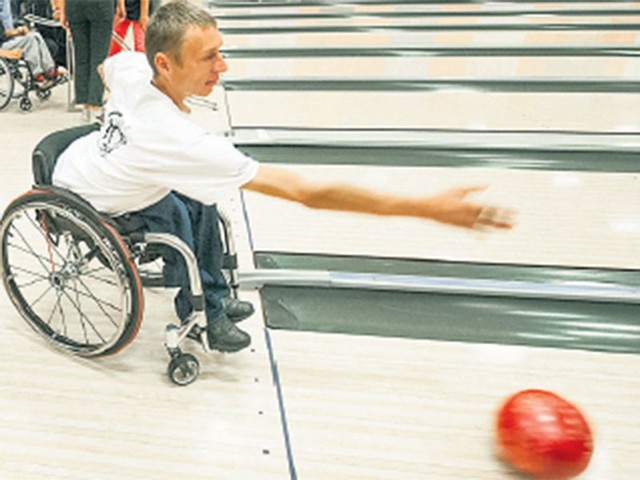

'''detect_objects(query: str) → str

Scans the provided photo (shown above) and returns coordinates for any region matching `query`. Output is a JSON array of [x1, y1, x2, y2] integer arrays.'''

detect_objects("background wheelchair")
[[0, 52, 66, 111], [0, 124, 240, 385]]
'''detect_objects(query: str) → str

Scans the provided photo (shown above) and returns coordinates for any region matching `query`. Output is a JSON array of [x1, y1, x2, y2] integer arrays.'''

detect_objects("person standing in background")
[[108, 0, 148, 56], [57, 0, 124, 122], [1, 0, 15, 30]]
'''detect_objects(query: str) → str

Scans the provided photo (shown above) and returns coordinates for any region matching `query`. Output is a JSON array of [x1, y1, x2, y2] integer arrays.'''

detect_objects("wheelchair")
[[0, 50, 67, 112], [0, 125, 241, 385]]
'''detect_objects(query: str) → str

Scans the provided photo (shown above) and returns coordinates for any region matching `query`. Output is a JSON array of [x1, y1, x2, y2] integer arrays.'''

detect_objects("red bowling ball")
[[495, 389, 594, 479]]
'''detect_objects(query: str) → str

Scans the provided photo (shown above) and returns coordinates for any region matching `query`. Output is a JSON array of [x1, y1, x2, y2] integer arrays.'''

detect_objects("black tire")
[[37, 88, 52, 100], [0, 58, 15, 111], [0, 189, 144, 357], [19, 96, 32, 111], [168, 353, 200, 386]]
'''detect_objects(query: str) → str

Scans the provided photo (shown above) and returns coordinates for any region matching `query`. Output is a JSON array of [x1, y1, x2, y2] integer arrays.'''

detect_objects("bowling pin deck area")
[[1, 1, 639, 479]]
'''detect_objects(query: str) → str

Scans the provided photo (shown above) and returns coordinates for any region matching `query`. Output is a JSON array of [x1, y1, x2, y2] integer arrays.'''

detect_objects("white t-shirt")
[[53, 52, 258, 216]]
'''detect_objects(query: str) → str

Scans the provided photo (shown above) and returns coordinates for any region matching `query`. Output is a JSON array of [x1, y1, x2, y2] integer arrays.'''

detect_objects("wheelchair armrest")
[[32, 123, 101, 185]]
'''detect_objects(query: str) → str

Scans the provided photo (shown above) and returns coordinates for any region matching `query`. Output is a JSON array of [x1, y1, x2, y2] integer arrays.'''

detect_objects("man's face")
[[167, 25, 228, 99]]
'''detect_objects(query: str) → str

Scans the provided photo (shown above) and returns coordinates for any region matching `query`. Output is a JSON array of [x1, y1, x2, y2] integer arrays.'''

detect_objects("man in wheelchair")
[[51, 0, 514, 354], [1, 21, 62, 86]]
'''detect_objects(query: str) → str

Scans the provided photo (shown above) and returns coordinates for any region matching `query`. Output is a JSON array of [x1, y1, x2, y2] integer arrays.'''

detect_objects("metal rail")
[[238, 269, 640, 305], [222, 78, 640, 93]]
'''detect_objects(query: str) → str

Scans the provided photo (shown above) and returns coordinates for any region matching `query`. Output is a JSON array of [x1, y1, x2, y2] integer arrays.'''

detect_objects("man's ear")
[[154, 52, 171, 76]]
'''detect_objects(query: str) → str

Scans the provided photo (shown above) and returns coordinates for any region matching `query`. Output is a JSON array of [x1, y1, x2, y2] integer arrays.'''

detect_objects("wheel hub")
[[49, 262, 79, 290]]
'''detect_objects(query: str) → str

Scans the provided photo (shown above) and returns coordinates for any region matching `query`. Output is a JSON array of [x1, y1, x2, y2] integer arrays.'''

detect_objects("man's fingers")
[[474, 207, 516, 230]]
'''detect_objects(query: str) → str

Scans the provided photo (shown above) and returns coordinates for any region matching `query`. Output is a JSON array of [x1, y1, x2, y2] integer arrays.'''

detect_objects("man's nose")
[[215, 56, 228, 73]]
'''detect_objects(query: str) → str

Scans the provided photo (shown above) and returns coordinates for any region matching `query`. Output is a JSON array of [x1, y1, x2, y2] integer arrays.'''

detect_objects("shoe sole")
[[187, 330, 251, 353], [209, 339, 251, 353], [227, 311, 254, 323]]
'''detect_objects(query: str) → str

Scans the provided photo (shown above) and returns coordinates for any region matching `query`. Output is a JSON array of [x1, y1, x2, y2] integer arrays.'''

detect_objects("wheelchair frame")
[[0, 125, 240, 386], [0, 52, 66, 112]]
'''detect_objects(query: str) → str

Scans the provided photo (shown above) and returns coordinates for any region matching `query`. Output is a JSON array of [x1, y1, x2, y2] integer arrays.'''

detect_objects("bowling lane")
[[223, 30, 640, 49], [218, 13, 640, 30], [241, 164, 640, 270], [266, 329, 640, 479], [210, 2, 640, 18], [224, 90, 640, 132], [224, 55, 640, 81]]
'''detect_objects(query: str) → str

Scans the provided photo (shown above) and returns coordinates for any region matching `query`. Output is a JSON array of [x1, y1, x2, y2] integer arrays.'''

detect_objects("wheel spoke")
[[6, 240, 63, 270], [59, 281, 122, 313], [17, 275, 50, 291], [45, 289, 64, 331], [81, 266, 119, 287], [9, 221, 55, 273], [23, 211, 70, 264], [58, 287, 107, 343], [28, 282, 56, 310], [9, 264, 50, 285], [73, 279, 90, 345]]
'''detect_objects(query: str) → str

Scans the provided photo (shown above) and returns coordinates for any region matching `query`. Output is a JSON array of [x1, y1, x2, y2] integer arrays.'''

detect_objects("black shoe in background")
[[223, 297, 255, 323]]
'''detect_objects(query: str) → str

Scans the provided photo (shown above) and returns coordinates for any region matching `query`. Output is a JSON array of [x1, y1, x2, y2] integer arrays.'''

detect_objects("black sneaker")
[[223, 297, 255, 323], [207, 314, 251, 353]]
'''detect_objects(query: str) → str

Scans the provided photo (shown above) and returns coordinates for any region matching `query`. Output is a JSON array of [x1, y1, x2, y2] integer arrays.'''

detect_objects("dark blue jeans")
[[114, 193, 228, 324]]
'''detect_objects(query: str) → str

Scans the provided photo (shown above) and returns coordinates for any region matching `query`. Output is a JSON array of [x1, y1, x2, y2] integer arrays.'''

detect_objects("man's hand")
[[140, 13, 149, 30], [50, 0, 61, 20], [6, 26, 29, 37], [115, 0, 126, 22], [58, 3, 68, 29], [420, 186, 515, 231]]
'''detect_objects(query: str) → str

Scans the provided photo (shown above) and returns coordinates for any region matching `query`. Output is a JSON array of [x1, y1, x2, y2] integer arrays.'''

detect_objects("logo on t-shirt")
[[99, 111, 127, 155]]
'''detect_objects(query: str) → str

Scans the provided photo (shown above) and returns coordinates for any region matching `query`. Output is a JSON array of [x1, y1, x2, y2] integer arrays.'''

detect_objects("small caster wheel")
[[19, 97, 32, 111], [167, 353, 200, 386], [37, 89, 51, 100]]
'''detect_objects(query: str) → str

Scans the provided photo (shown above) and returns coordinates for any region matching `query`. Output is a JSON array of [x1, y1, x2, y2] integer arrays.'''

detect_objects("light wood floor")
[[1, 10, 640, 480]]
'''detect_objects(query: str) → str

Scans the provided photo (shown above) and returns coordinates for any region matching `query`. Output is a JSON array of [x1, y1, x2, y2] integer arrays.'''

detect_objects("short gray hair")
[[145, 0, 218, 76]]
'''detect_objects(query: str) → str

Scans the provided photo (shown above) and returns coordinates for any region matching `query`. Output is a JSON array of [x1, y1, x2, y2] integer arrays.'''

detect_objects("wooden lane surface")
[[210, 1, 640, 17], [224, 55, 640, 80], [217, 13, 640, 29], [0, 290, 287, 480], [268, 329, 640, 479], [225, 90, 640, 133], [223, 30, 640, 49]]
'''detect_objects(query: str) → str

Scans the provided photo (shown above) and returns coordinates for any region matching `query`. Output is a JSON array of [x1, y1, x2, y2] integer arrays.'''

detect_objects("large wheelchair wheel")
[[0, 58, 14, 111], [0, 190, 144, 357]]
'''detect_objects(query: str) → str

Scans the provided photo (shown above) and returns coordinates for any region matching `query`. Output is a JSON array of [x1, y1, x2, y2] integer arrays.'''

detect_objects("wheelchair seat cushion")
[[32, 123, 100, 185]]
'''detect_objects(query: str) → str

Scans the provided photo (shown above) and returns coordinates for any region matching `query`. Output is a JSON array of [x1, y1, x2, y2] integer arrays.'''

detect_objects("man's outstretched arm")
[[242, 164, 514, 231]]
